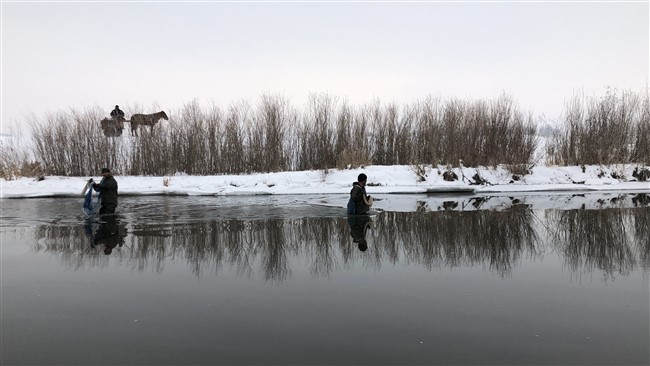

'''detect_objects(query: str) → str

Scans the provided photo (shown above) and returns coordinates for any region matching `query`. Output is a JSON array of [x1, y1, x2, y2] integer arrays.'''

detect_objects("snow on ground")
[[1, 164, 648, 199]]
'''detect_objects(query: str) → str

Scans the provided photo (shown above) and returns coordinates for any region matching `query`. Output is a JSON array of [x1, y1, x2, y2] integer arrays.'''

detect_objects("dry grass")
[[12, 93, 540, 176], [0, 128, 43, 180], [547, 88, 649, 165]]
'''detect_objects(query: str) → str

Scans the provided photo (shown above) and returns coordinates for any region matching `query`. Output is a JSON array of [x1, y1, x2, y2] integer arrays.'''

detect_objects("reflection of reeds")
[[31, 206, 545, 279], [258, 220, 293, 282], [29, 205, 649, 281], [379, 205, 538, 274], [632, 206, 650, 270], [549, 208, 643, 278], [33, 225, 113, 270]]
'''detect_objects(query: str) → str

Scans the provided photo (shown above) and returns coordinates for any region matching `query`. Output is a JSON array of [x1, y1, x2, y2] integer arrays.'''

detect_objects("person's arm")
[[92, 178, 117, 192], [88, 178, 100, 192], [363, 194, 372, 206], [91, 180, 102, 192]]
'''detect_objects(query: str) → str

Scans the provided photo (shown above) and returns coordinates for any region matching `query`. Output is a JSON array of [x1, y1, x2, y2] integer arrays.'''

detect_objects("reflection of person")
[[91, 215, 125, 255], [89, 168, 118, 214], [348, 214, 371, 252], [348, 173, 373, 215], [110, 105, 125, 121]]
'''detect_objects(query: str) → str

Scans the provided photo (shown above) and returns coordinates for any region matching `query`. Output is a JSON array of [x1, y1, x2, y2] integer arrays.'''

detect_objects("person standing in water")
[[348, 173, 373, 215], [89, 167, 118, 214]]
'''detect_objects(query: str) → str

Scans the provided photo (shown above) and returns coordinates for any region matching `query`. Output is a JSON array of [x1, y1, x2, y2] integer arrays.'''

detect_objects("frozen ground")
[[1, 164, 648, 200]]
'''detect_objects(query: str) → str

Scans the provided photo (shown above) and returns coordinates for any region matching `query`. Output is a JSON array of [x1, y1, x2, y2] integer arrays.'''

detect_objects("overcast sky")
[[1, 1, 648, 134]]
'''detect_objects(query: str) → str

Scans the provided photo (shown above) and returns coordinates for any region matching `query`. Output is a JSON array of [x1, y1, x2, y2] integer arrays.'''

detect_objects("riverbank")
[[1, 164, 648, 199]]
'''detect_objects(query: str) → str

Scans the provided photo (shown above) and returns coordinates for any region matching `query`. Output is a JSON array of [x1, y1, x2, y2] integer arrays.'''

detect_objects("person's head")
[[114, 105, 119, 109], [357, 173, 367, 185], [104, 246, 113, 255], [101, 167, 111, 177]]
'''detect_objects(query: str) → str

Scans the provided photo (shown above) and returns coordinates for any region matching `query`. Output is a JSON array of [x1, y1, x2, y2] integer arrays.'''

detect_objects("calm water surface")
[[2, 194, 649, 365]]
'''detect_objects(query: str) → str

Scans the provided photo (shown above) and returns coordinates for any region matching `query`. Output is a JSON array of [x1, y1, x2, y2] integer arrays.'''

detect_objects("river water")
[[1, 193, 649, 365]]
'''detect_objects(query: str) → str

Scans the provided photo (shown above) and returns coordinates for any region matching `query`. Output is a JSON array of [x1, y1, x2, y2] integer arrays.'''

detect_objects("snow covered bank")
[[0, 164, 648, 199]]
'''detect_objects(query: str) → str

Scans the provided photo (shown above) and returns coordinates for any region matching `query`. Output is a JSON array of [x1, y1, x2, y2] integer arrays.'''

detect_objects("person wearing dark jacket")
[[349, 173, 373, 215], [110, 105, 125, 121], [90, 168, 118, 214]]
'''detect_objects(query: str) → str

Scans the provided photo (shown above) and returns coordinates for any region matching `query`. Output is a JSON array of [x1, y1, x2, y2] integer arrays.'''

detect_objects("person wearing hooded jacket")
[[349, 173, 373, 215], [90, 167, 118, 214], [110, 105, 125, 121]]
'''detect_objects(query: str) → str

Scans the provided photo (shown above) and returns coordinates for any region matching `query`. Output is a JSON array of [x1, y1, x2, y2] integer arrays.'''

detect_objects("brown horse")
[[100, 117, 124, 137], [129, 111, 169, 136]]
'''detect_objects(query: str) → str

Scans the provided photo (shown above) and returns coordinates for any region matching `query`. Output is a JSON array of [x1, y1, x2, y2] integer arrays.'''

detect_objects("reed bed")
[[11, 88, 647, 178], [19, 93, 537, 177], [0, 127, 41, 180], [547, 88, 649, 166]]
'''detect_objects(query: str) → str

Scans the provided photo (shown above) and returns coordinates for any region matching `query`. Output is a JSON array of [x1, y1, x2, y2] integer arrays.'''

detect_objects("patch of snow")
[[1, 164, 648, 199]]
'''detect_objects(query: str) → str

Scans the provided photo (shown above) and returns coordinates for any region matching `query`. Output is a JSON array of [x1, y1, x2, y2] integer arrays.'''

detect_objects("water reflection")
[[387, 205, 539, 274], [347, 215, 371, 251], [29, 203, 650, 280], [87, 215, 127, 255], [547, 195, 650, 278], [631, 194, 650, 269], [550, 209, 635, 278], [632, 193, 649, 207]]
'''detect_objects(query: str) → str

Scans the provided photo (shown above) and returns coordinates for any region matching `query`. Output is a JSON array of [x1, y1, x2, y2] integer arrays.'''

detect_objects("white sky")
[[1, 1, 648, 134]]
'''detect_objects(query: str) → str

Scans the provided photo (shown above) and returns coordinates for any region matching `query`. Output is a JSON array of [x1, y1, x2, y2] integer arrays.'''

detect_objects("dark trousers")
[[99, 204, 116, 215]]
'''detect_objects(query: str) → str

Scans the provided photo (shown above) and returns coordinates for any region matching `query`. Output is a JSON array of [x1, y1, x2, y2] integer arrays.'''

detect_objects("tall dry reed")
[[547, 88, 649, 165], [21, 93, 539, 176]]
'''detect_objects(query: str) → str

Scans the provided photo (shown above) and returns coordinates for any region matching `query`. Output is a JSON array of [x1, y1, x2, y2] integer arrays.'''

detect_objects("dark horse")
[[129, 111, 169, 136], [100, 117, 124, 137]]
